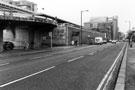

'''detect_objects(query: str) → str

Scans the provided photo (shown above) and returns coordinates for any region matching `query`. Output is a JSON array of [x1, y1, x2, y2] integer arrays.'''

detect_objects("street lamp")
[[81, 10, 88, 46]]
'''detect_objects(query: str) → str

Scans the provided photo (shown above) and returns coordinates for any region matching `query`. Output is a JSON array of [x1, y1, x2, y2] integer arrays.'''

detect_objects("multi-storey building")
[[84, 16, 119, 40], [12, 0, 37, 13], [0, 0, 13, 3], [0, 0, 37, 13]]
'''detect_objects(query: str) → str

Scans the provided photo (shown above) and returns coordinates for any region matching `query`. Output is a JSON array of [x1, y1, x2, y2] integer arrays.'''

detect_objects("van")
[[95, 37, 103, 45]]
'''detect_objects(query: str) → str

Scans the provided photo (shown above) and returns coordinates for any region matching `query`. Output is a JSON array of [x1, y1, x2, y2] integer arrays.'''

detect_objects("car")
[[3, 41, 14, 50], [103, 40, 107, 44], [111, 40, 117, 44]]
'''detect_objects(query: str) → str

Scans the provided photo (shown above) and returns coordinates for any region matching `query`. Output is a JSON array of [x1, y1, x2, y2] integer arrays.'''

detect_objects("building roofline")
[[37, 13, 81, 28]]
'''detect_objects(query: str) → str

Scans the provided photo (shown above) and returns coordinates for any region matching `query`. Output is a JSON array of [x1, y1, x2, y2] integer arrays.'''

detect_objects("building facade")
[[0, 0, 13, 3], [51, 23, 105, 46], [84, 16, 119, 40], [11, 0, 37, 13], [0, 0, 37, 13]]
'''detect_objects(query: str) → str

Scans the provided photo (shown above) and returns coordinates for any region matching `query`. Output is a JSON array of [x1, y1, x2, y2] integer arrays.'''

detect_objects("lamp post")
[[81, 10, 88, 46]]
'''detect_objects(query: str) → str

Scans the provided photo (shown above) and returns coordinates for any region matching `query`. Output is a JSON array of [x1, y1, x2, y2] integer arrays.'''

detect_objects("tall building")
[[84, 16, 118, 40], [12, 0, 37, 13], [0, 0, 37, 13], [84, 17, 108, 30], [0, 0, 13, 3]]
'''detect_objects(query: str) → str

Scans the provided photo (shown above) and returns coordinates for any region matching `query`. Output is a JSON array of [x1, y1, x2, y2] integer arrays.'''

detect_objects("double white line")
[[96, 44, 125, 90], [0, 63, 9, 67]]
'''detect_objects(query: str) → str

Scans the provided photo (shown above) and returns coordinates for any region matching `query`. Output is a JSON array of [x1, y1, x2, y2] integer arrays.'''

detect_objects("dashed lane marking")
[[0, 63, 9, 66], [67, 56, 84, 62], [89, 52, 94, 55], [88, 51, 97, 55], [0, 66, 55, 87]]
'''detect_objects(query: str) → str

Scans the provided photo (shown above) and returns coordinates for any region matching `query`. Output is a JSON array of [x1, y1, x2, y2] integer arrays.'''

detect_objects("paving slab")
[[125, 42, 135, 90]]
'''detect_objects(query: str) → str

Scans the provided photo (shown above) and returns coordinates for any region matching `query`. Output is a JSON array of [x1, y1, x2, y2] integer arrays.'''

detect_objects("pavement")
[[0, 45, 94, 58], [125, 42, 135, 90]]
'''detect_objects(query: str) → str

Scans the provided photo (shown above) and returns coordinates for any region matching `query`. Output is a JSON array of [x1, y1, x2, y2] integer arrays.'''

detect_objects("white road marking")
[[103, 63, 117, 90], [0, 66, 55, 87], [88, 51, 97, 55], [68, 56, 84, 62], [30, 55, 52, 60], [89, 52, 94, 55], [96, 45, 125, 90], [0, 63, 9, 66]]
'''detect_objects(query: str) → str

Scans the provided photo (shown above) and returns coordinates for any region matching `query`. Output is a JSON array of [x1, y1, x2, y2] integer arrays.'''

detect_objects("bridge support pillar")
[[29, 30, 35, 49], [0, 30, 3, 52]]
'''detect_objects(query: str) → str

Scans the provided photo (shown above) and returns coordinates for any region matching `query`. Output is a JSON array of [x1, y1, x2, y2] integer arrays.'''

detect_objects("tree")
[[127, 30, 135, 47]]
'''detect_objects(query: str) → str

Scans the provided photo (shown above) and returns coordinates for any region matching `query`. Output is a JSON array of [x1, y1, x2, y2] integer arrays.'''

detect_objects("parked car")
[[111, 40, 117, 44], [3, 41, 14, 50], [103, 40, 107, 44]]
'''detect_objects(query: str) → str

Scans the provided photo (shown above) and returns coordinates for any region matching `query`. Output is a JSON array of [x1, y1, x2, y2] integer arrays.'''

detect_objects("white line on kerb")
[[68, 56, 84, 62], [0, 66, 55, 87], [96, 45, 125, 90], [0, 63, 9, 66], [103, 63, 117, 90]]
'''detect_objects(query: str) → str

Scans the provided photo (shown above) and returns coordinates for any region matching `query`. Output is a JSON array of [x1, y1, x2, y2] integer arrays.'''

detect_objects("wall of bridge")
[[68, 26, 80, 45], [34, 30, 43, 48], [3, 26, 45, 49], [15, 27, 29, 48], [3, 27, 14, 41], [3, 26, 29, 49], [52, 28, 66, 46]]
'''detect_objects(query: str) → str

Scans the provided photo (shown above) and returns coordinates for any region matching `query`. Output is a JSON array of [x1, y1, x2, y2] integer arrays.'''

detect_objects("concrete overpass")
[[0, 1, 58, 52]]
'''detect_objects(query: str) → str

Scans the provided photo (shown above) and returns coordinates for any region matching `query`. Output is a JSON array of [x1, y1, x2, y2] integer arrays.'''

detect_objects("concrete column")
[[34, 30, 43, 48], [29, 29, 35, 49], [0, 30, 3, 52], [65, 25, 69, 46], [11, 25, 16, 38]]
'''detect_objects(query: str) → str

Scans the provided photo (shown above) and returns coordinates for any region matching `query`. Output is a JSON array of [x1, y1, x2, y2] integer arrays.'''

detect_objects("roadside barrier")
[[114, 43, 127, 90], [96, 43, 127, 90]]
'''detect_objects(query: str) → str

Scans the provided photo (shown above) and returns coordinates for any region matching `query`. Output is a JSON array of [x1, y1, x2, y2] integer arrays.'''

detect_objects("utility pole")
[[80, 10, 88, 46]]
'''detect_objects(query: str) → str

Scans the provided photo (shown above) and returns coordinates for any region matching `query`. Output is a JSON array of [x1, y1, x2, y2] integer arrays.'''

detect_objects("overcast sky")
[[25, 0, 135, 34]]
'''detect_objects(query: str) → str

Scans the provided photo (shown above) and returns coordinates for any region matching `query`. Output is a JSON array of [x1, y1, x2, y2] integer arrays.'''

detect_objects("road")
[[0, 43, 124, 90]]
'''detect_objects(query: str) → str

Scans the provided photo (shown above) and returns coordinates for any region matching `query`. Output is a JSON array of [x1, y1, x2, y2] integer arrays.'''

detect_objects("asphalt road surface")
[[0, 43, 124, 90]]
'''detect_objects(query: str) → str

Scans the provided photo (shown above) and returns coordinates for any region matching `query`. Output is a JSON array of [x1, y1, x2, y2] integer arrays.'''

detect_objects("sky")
[[19, 0, 135, 34]]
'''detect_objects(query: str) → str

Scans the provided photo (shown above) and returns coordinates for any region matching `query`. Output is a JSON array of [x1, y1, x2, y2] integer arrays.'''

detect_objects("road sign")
[[49, 32, 52, 36]]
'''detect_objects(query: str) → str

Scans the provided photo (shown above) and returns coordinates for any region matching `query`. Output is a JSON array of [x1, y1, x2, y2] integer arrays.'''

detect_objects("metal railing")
[[0, 12, 57, 25]]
